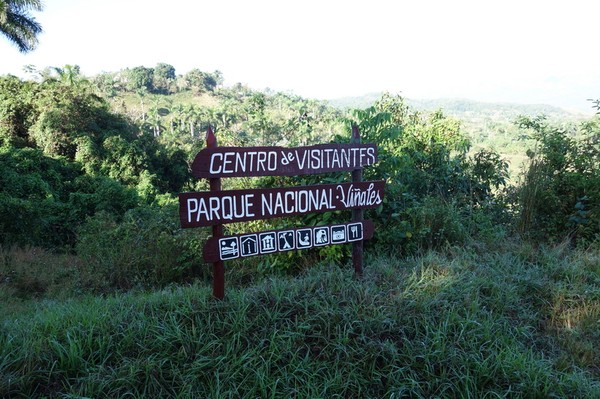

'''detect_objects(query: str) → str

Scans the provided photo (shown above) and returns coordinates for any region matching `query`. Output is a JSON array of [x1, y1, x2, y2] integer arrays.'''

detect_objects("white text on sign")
[[179, 181, 385, 227]]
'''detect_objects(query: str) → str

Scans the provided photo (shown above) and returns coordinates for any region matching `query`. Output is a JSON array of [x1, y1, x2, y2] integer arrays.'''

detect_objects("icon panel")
[[314, 227, 330, 246], [259, 232, 277, 253], [240, 234, 259, 257], [219, 237, 239, 260], [331, 225, 346, 244], [347, 223, 364, 242], [297, 228, 312, 249], [278, 230, 295, 251]]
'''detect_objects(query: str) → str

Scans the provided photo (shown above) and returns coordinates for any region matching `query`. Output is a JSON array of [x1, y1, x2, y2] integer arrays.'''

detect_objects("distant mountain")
[[327, 93, 587, 122]]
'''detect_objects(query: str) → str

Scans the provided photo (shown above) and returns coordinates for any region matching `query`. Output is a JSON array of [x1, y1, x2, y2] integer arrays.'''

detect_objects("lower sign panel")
[[203, 220, 375, 262]]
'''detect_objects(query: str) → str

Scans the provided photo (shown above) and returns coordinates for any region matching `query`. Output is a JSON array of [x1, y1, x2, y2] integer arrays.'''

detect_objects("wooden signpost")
[[179, 126, 383, 299]]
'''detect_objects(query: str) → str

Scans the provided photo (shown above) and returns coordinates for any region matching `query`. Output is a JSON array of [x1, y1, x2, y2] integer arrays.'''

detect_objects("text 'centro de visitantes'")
[[191, 143, 378, 178]]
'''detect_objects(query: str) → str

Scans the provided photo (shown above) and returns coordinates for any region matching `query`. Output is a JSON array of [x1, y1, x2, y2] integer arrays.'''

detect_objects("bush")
[[76, 206, 208, 290], [513, 116, 600, 243], [0, 245, 92, 300], [343, 94, 509, 254], [0, 147, 142, 249]]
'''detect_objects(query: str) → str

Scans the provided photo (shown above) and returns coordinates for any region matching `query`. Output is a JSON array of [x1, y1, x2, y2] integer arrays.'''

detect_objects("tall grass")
[[1, 243, 598, 398]]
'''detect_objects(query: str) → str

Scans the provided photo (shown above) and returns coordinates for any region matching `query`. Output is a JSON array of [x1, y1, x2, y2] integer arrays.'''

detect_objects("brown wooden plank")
[[179, 180, 385, 228], [351, 124, 364, 277], [203, 220, 375, 262], [190, 143, 378, 178], [205, 127, 225, 299]]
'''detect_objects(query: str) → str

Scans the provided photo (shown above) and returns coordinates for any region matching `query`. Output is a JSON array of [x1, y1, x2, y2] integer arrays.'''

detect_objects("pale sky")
[[1, 0, 599, 113]]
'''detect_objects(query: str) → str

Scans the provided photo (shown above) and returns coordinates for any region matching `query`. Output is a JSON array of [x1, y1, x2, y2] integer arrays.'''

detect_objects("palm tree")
[[0, 0, 43, 53]]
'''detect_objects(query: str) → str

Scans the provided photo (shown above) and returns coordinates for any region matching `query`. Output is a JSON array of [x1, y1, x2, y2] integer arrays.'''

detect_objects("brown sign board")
[[179, 180, 385, 228], [203, 220, 375, 262], [191, 143, 378, 178]]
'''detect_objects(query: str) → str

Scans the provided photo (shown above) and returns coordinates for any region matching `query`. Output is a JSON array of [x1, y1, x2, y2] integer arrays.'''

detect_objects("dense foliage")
[[1, 65, 599, 289], [512, 115, 600, 243], [1, 65, 599, 398]]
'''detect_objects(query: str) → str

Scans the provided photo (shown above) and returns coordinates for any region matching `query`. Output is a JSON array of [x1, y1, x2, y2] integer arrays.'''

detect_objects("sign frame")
[[181, 125, 380, 299]]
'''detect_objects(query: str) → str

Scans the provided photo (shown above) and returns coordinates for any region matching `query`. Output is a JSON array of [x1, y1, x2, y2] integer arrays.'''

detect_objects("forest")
[[1, 63, 599, 397]]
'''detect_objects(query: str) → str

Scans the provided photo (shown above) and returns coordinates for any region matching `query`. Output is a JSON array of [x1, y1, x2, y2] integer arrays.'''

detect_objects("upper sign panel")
[[191, 143, 378, 178]]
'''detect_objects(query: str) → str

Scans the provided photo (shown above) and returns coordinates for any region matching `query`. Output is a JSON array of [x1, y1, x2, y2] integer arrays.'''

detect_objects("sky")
[[1, 0, 599, 113]]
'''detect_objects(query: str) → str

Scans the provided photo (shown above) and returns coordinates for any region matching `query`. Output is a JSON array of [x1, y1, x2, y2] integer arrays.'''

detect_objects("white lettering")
[[310, 149, 321, 169], [221, 196, 233, 220], [245, 194, 255, 217], [209, 197, 221, 221], [337, 183, 382, 208], [296, 150, 308, 170], [285, 191, 294, 213], [367, 147, 376, 165], [262, 193, 273, 215], [268, 151, 277, 171], [187, 198, 198, 223], [298, 190, 309, 213], [222, 152, 234, 174], [209, 154, 223, 174], [273, 192, 285, 214], [197, 198, 208, 222], [235, 152, 247, 173], [257, 152, 267, 171]]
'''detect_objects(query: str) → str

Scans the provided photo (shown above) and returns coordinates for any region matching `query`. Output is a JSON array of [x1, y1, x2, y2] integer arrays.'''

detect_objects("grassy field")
[[1, 241, 599, 398]]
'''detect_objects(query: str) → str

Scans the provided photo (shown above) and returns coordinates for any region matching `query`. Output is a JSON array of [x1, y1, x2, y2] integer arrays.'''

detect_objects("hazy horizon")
[[2, 0, 599, 114]]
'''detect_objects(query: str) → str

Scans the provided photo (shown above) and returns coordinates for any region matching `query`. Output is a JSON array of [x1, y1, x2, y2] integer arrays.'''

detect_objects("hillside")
[[1, 67, 599, 398], [1, 244, 599, 397], [328, 93, 592, 176], [328, 93, 588, 120]]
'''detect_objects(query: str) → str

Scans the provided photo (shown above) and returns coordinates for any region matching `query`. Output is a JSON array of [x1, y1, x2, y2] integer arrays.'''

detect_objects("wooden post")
[[206, 127, 225, 299], [351, 124, 364, 277]]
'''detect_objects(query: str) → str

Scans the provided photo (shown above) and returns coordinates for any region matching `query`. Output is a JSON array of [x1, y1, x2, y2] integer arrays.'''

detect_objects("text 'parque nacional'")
[[179, 180, 385, 228], [191, 143, 378, 178]]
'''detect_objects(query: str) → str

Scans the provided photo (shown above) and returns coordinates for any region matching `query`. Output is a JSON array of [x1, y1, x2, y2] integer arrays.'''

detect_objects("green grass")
[[1, 243, 599, 398]]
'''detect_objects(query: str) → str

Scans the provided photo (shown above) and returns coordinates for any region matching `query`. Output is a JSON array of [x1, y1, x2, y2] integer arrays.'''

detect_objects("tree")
[[0, 0, 43, 53], [126, 66, 154, 92], [183, 68, 218, 94], [152, 63, 176, 94], [48, 64, 88, 88], [0, 75, 37, 147]]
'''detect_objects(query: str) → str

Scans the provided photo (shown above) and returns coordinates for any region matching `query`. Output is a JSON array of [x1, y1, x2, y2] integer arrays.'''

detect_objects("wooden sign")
[[191, 143, 378, 178], [180, 126, 381, 299], [179, 180, 385, 228], [203, 220, 375, 262]]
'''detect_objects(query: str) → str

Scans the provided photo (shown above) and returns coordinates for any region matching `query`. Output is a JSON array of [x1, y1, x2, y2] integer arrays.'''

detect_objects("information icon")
[[278, 231, 295, 251], [313, 227, 330, 246], [240, 234, 258, 257], [347, 223, 363, 242], [259, 232, 277, 253], [297, 229, 312, 249], [219, 237, 239, 260]]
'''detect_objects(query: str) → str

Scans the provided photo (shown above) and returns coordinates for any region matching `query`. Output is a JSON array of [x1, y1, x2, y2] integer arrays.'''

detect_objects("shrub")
[[513, 116, 600, 243], [0, 245, 92, 300], [76, 206, 208, 290], [343, 94, 509, 254]]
